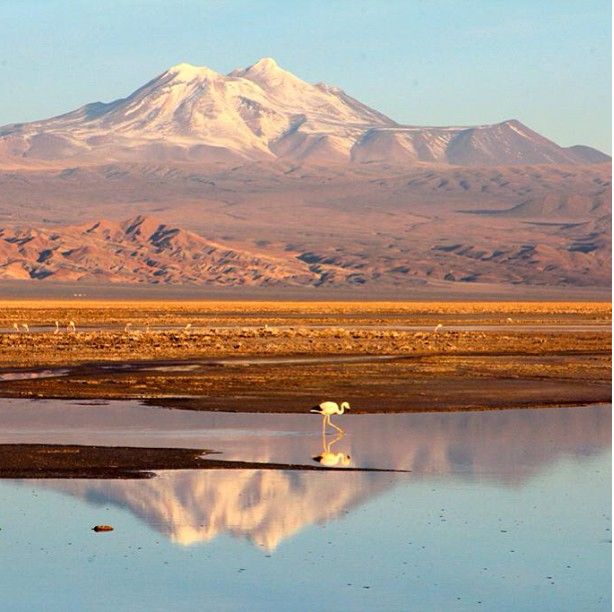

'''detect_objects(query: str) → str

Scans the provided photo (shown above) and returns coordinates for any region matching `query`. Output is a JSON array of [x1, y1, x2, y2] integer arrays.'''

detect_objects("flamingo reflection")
[[313, 431, 351, 468]]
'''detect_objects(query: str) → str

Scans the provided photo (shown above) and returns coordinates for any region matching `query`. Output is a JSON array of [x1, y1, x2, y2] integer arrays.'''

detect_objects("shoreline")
[[0, 355, 608, 413], [0, 283, 610, 302], [0, 300, 609, 413]]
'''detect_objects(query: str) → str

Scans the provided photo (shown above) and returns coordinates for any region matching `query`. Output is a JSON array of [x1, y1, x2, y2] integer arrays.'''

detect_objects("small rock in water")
[[92, 525, 114, 532]]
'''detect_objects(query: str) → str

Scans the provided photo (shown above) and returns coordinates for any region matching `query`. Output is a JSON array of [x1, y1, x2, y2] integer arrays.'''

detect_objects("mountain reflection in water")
[[11, 403, 609, 550]]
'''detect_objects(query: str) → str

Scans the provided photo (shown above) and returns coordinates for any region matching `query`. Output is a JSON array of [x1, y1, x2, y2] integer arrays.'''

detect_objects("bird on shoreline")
[[54, 321, 60, 334], [434, 323, 443, 332], [311, 400, 351, 434], [67, 321, 76, 333]]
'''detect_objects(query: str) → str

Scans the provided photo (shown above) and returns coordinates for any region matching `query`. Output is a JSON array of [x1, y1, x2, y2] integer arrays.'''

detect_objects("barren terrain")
[[0, 58, 609, 291], [0, 300, 609, 412], [0, 162, 610, 289]]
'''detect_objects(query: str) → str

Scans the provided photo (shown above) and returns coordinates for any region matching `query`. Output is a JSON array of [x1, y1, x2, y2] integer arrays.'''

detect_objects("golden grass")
[[0, 301, 609, 410], [0, 299, 610, 311], [0, 300, 610, 329]]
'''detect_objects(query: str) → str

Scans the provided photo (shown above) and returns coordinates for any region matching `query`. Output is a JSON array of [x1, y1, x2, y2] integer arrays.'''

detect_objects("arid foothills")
[[0, 58, 610, 291]]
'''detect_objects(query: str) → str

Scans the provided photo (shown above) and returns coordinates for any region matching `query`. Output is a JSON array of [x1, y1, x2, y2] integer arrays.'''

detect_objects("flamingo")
[[12, 323, 19, 333], [21, 323, 29, 333], [313, 431, 351, 467], [67, 321, 76, 333], [311, 400, 350, 434], [434, 323, 443, 333], [54, 321, 60, 334]]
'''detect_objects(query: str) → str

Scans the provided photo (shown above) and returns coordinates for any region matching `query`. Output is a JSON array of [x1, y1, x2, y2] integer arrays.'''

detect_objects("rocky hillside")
[[0, 216, 316, 285]]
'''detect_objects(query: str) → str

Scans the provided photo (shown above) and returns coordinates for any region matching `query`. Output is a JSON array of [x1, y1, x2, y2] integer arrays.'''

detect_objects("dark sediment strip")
[[0, 349, 610, 413], [0, 444, 409, 478]]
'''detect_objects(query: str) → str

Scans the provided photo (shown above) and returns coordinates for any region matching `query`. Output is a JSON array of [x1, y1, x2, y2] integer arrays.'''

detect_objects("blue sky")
[[0, 0, 610, 151]]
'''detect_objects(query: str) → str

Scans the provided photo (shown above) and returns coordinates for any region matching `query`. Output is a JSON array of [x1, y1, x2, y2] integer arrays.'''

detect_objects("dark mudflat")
[[0, 444, 408, 478], [0, 355, 608, 412]]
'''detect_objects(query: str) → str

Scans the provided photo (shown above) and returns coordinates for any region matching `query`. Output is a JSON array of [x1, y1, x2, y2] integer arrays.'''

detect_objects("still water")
[[0, 401, 610, 611]]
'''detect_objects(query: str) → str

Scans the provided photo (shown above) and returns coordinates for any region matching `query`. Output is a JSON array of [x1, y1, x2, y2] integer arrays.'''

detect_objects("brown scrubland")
[[0, 300, 610, 412]]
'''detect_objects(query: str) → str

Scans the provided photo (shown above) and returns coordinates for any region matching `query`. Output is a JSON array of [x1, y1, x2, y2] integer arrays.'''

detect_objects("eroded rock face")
[[0, 215, 316, 286], [0, 188, 610, 289]]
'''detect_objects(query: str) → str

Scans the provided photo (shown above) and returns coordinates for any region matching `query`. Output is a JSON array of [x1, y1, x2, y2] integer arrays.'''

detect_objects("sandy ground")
[[0, 301, 610, 412]]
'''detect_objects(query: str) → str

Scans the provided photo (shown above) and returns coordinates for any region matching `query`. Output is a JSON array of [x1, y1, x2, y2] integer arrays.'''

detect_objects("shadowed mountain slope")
[[0, 215, 316, 285]]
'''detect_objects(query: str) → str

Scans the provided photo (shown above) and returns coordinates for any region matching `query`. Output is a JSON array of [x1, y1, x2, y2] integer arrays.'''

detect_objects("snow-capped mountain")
[[0, 59, 609, 291], [0, 58, 607, 167]]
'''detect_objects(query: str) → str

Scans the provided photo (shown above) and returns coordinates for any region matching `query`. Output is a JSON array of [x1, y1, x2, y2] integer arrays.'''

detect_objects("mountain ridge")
[[0, 191, 609, 287], [0, 215, 318, 285], [0, 59, 609, 291], [0, 58, 608, 168]]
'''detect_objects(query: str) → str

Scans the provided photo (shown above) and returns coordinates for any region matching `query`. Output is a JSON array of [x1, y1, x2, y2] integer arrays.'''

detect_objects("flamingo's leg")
[[324, 414, 337, 435], [322, 428, 332, 454], [329, 431, 344, 450], [329, 417, 344, 435]]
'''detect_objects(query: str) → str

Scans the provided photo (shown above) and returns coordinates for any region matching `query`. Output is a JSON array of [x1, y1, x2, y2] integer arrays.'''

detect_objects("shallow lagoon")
[[0, 402, 610, 611]]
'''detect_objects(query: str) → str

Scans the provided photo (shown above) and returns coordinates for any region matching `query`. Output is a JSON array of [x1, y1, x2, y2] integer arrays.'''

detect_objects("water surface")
[[0, 401, 610, 611]]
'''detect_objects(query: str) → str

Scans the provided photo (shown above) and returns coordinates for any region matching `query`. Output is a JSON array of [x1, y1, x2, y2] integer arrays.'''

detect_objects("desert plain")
[[0, 299, 609, 413]]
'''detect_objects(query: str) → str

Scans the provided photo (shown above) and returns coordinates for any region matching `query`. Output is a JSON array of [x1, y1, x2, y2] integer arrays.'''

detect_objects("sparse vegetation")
[[0, 301, 609, 411]]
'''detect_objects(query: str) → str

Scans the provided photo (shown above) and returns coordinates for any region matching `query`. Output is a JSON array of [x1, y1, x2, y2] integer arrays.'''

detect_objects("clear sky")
[[0, 0, 610, 152]]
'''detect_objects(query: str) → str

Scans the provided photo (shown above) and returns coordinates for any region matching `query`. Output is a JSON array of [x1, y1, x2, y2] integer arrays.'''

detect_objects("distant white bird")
[[434, 323, 443, 332], [21, 323, 29, 333], [54, 321, 60, 334], [184, 323, 192, 334], [506, 317, 514, 324], [311, 401, 351, 434], [67, 320, 76, 333], [12, 323, 19, 333], [124, 323, 132, 333]]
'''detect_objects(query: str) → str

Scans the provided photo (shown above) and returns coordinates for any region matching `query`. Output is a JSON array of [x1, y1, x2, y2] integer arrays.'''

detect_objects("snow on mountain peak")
[[250, 57, 279, 70], [231, 57, 281, 74], [165, 62, 220, 81], [229, 57, 306, 89], [0, 60, 606, 168]]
